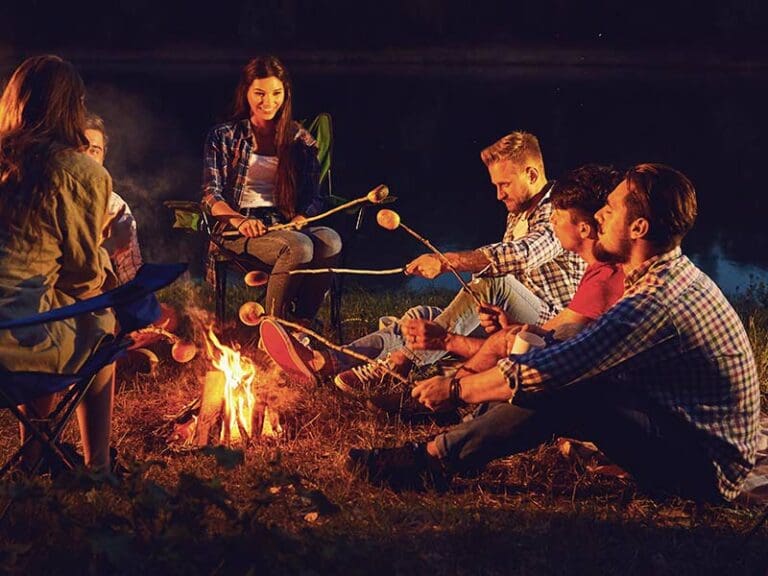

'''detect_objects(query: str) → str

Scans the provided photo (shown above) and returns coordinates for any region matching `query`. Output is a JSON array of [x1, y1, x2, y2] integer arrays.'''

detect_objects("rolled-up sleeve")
[[479, 213, 564, 277], [498, 293, 676, 397]]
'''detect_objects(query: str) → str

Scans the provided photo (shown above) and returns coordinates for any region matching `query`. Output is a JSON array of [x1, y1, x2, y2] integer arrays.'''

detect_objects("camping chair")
[[165, 113, 350, 338], [0, 262, 186, 478]]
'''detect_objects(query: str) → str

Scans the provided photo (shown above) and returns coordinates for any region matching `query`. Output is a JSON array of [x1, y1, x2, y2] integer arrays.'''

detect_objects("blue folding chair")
[[0, 262, 187, 478]]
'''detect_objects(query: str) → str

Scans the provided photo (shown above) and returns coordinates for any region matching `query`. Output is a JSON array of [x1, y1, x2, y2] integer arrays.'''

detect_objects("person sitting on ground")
[[83, 113, 143, 286], [202, 55, 342, 322], [348, 163, 760, 503], [368, 163, 625, 415], [261, 131, 585, 391], [0, 55, 117, 472]]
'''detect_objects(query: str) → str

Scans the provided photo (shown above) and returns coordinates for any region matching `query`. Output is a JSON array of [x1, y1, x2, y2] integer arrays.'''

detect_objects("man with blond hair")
[[261, 132, 587, 398]]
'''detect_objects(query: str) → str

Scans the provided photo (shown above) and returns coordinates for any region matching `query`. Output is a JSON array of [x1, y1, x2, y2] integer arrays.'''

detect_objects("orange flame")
[[204, 327, 258, 444]]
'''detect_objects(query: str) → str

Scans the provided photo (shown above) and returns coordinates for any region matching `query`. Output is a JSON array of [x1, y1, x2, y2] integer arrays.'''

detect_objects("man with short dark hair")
[[350, 164, 760, 503]]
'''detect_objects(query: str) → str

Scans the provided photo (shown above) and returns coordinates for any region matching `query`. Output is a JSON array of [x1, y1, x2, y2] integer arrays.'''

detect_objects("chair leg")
[[330, 275, 343, 341]]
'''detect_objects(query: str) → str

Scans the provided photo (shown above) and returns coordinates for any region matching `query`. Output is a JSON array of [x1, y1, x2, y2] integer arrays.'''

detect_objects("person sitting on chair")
[[202, 55, 342, 322], [83, 113, 143, 286], [0, 55, 117, 472]]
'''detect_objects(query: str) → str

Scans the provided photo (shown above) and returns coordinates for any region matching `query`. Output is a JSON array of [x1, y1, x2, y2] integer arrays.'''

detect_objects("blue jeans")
[[221, 226, 342, 319], [331, 275, 543, 370], [434, 385, 722, 501]]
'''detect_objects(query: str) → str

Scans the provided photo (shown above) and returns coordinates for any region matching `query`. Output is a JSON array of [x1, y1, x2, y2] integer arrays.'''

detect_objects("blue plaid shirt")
[[499, 248, 761, 501], [201, 118, 325, 283], [479, 185, 586, 323]]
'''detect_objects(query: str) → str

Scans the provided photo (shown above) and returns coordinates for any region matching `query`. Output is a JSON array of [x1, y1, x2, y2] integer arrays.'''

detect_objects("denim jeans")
[[434, 385, 722, 501], [221, 226, 342, 319], [330, 275, 543, 370]]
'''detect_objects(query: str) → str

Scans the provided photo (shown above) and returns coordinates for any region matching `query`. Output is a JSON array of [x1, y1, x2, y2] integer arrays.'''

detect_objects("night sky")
[[1, 1, 766, 56]]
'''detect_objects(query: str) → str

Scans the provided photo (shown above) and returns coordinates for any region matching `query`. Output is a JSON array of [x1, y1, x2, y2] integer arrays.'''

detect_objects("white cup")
[[510, 331, 546, 355]]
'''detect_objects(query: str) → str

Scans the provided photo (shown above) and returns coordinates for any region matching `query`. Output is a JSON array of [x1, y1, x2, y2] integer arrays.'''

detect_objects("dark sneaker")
[[347, 443, 449, 492], [259, 317, 317, 383], [333, 358, 397, 398], [366, 392, 461, 426]]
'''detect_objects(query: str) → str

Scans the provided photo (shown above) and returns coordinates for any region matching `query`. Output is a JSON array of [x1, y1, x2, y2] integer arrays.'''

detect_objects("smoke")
[[85, 82, 204, 271]]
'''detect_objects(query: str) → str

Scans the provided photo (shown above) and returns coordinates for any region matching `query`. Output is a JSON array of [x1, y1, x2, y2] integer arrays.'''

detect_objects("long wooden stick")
[[279, 267, 404, 276], [398, 222, 483, 307], [267, 317, 409, 385], [223, 184, 388, 237], [221, 198, 365, 237]]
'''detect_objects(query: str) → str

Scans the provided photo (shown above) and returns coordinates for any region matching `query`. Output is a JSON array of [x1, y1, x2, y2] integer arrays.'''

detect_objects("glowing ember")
[[204, 328, 259, 444]]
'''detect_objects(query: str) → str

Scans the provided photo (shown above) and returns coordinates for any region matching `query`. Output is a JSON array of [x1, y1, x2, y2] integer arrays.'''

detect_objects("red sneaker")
[[259, 318, 317, 383]]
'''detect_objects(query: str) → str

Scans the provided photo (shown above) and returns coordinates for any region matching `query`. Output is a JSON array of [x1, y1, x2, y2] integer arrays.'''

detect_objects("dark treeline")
[[1, 1, 767, 54]]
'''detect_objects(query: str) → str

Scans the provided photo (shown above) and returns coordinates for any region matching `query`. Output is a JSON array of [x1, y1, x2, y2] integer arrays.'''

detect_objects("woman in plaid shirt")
[[201, 56, 341, 321]]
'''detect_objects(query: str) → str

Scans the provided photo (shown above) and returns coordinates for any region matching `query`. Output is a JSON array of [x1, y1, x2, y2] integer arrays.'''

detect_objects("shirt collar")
[[623, 246, 682, 288]]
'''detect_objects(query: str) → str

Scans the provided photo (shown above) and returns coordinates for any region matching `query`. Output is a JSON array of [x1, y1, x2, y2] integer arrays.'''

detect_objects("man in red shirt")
[[396, 164, 625, 390]]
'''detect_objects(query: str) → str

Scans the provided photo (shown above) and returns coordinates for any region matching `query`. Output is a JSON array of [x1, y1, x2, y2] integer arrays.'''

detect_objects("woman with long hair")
[[0, 55, 116, 471], [202, 55, 342, 321]]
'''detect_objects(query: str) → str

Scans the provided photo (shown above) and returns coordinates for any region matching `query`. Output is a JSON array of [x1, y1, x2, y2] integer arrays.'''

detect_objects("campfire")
[[168, 325, 285, 448]]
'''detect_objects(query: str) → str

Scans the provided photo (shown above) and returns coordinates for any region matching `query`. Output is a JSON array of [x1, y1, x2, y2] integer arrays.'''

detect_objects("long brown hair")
[[232, 55, 298, 218], [0, 55, 89, 233]]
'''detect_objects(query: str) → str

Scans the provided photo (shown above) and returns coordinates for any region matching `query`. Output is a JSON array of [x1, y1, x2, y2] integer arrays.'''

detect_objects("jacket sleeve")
[[201, 126, 228, 214]]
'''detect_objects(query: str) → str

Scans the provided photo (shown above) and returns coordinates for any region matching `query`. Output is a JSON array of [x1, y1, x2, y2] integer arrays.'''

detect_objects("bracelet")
[[449, 376, 465, 407], [235, 217, 249, 230]]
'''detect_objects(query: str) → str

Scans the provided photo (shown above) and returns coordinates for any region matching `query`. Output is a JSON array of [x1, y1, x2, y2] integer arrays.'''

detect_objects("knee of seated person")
[[401, 305, 444, 322], [280, 232, 315, 264], [311, 227, 343, 257]]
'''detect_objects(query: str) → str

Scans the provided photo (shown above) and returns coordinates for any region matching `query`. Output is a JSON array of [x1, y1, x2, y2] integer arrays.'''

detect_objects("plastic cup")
[[510, 331, 546, 355]]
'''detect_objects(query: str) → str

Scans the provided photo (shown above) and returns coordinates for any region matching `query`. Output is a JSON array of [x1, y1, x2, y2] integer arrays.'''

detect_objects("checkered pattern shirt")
[[499, 248, 761, 500], [201, 118, 324, 284], [104, 192, 143, 285], [479, 185, 586, 323]]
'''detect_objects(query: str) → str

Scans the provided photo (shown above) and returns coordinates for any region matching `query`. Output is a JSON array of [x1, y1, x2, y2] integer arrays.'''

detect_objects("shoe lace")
[[350, 359, 389, 384]]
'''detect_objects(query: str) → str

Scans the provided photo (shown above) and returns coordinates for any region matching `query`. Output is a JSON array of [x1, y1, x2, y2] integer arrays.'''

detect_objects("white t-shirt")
[[240, 153, 278, 208]]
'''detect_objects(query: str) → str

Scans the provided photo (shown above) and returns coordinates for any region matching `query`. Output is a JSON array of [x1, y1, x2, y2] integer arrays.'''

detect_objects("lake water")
[[10, 55, 766, 296]]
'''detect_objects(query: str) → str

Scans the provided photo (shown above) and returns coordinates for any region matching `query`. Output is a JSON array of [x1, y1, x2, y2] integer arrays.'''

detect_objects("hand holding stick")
[[376, 209, 483, 307], [222, 184, 390, 237]]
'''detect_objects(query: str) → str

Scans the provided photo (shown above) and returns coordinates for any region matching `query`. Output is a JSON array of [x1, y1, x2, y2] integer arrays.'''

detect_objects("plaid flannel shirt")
[[499, 248, 761, 500], [479, 185, 586, 323], [104, 192, 143, 285], [200, 119, 324, 284]]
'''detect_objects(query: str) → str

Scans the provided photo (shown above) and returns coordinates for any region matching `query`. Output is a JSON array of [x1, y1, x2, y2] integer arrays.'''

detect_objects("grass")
[[1, 279, 768, 575]]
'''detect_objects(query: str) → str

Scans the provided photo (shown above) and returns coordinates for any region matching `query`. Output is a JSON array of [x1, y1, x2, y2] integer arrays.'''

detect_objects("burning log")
[[196, 370, 226, 446]]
